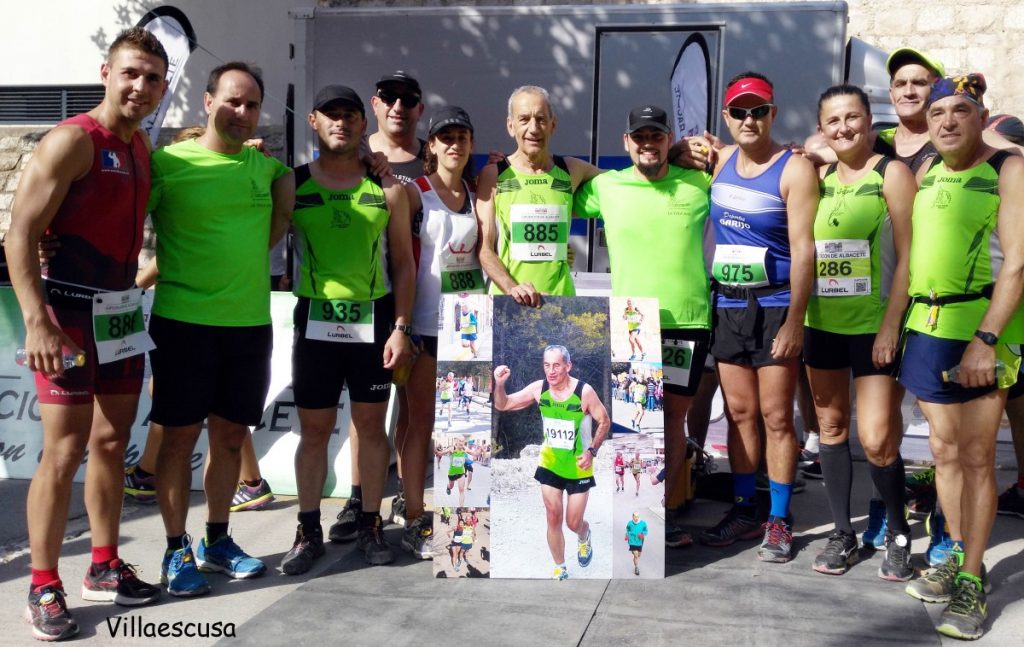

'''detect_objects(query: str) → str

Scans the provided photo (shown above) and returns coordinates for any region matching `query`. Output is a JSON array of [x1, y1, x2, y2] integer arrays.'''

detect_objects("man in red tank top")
[[5, 27, 168, 642]]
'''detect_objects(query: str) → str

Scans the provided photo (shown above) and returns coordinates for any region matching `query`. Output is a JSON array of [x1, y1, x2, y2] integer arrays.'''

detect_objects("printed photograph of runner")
[[433, 430, 491, 509], [609, 296, 661, 364], [612, 362, 664, 435], [434, 362, 492, 434], [489, 295, 614, 579], [438, 294, 492, 361], [609, 436, 665, 579], [433, 507, 490, 578]]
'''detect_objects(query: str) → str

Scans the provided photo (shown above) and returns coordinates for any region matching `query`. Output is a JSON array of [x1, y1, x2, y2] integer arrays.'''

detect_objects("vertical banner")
[[670, 33, 711, 140], [137, 7, 198, 147]]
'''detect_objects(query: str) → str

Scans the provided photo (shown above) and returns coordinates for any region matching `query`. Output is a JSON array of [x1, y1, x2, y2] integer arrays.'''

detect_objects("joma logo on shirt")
[[524, 178, 547, 185]]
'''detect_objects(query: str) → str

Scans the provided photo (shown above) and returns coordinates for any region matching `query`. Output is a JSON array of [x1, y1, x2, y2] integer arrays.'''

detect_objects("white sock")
[[804, 432, 820, 453]]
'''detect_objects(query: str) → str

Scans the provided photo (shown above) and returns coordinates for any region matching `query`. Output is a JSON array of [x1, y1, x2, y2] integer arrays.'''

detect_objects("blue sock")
[[733, 472, 757, 507], [768, 480, 793, 520]]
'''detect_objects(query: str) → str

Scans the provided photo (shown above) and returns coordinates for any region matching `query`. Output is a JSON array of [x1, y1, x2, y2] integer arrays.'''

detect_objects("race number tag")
[[712, 244, 769, 287], [91, 288, 154, 364], [450, 455, 466, 468], [814, 239, 871, 297], [441, 269, 485, 294], [543, 416, 577, 450], [509, 204, 568, 262], [661, 338, 695, 388], [306, 299, 374, 343]]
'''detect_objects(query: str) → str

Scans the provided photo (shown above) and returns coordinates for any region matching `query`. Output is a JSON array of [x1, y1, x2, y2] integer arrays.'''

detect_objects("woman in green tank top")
[[803, 85, 919, 580]]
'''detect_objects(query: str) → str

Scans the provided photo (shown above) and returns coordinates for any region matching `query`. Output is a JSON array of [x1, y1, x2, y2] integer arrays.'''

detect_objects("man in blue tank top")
[[697, 72, 818, 565]]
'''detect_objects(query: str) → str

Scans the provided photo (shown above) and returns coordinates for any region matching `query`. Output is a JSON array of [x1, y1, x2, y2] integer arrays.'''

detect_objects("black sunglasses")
[[727, 104, 773, 120], [377, 90, 421, 108]]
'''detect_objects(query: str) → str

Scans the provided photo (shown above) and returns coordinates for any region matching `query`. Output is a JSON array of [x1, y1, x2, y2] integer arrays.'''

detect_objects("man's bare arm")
[[269, 170, 295, 248]]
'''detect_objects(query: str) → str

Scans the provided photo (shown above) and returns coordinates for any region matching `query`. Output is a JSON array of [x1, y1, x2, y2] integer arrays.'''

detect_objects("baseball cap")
[[886, 47, 945, 77], [428, 105, 474, 136], [988, 114, 1024, 145], [626, 105, 671, 134], [313, 85, 364, 115], [723, 77, 773, 106], [927, 73, 986, 108], [375, 71, 421, 95]]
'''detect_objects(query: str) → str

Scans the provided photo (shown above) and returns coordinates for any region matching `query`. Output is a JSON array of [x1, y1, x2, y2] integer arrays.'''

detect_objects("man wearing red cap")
[[899, 73, 1024, 641], [698, 72, 818, 564]]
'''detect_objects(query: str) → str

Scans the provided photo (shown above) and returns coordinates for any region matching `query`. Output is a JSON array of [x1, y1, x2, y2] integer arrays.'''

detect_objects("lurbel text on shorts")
[[719, 217, 750, 229], [327, 331, 354, 339], [50, 388, 90, 397], [49, 288, 93, 300]]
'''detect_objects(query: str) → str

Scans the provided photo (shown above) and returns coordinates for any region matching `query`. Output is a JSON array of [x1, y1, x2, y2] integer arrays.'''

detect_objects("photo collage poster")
[[436, 294, 666, 580]]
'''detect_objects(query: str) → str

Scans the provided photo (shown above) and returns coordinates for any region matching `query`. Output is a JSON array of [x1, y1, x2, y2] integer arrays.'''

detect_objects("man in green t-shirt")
[[477, 86, 602, 306], [898, 74, 1024, 641], [147, 62, 294, 597], [574, 105, 711, 548], [493, 345, 610, 580]]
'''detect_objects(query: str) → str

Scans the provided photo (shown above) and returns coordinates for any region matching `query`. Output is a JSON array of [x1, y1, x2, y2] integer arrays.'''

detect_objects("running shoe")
[[123, 465, 156, 504], [665, 522, 693, 548], [906, 552, 960, 603], [878, 530, 913, 582], [356, 514, 395, 566], [861, 498, 888, 550], [799, 460, 823, 480], [628, 354, 637, 361], [936, 575, 987, 640], [699, 505, 762, 547], [578, 529, 594, 567], [996, 484, 1024, 519], [905, 467, 936, 519], [401, 513, 434, 560], [635, 566, 640, 576], [552, 565, 569, 580], [812, 530, 858, 575], [281, 524, 325, 576], [757, 516, 793, 563], [797, 447, 819, 469], [229, 478, 275, 512], [81, 559, 160, 606], [197, 535, 266, 579], [25, 584, 78, 642], [388, 493, 407, 527], [161, 537, 210, 597], [328, 498, 362, 543], [926, 508, 954, 568]]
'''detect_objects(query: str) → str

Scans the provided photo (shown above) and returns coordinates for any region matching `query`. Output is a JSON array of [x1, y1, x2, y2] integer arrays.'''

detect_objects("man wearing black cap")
[[368, 71, 427, 184], [282, 84, 415, 571], [899, 73, 1024, 641], [574, 104, 713, 547]]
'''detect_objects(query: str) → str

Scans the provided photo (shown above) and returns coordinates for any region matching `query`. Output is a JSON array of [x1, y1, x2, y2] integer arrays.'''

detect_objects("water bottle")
[[15, 348, 86, 370], [942, 360, 1005, 385]]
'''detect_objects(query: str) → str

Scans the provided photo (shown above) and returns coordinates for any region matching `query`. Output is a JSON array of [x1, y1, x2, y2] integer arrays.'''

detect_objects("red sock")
[[1016, 476, 1024, 490], [91, 545, 118, 567], [30, 568, 61, 589]]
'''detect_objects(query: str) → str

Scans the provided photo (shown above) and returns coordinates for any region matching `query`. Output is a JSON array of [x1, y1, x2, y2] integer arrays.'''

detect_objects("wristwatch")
[[392, 323, 412, 335], [974, 330, 998, 346], [587, 447, 599, 458]]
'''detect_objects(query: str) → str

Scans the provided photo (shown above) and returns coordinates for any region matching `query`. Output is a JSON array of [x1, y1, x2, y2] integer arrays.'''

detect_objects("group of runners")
[[436, 371, 478, 426], [4, 20, 1023, 641]]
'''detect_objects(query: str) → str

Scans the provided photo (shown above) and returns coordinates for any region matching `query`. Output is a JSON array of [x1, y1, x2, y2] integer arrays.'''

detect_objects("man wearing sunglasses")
[[367, 71, 427, 185], [574, 105, 713, 548], [698, 72, 818, 565]]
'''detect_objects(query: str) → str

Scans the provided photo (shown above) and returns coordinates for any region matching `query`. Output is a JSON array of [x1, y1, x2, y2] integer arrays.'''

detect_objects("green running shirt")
[[538, 380, 592, 480], [574, 165, 712, 330], [805, 158, 891, 335], [489, 156, 575, 296], [448, 449, 467, 477], [906, 152, 1024, 342], [149, 139, 289, 326], [292, 165, 391, 301]]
